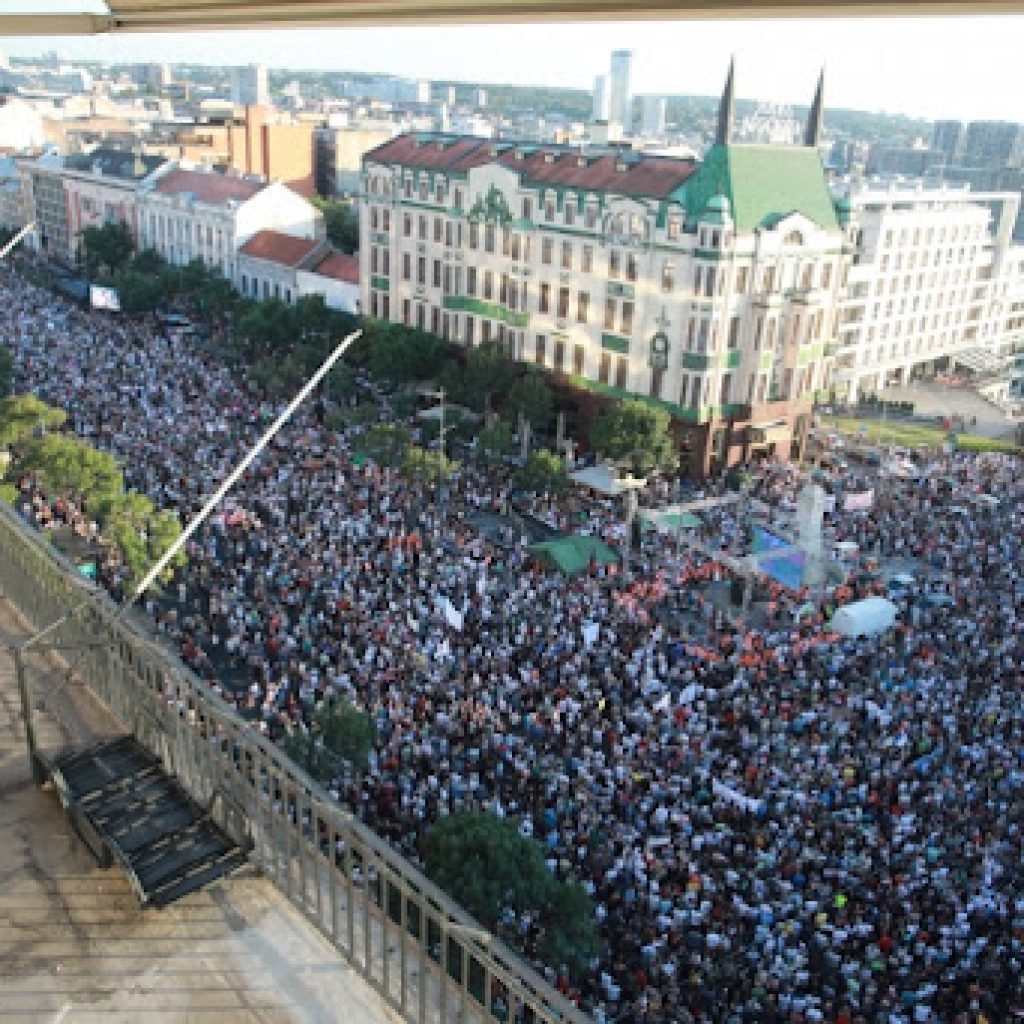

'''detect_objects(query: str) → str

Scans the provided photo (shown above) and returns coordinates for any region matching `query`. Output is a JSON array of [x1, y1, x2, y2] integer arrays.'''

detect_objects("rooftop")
[[64, 146, 166, 181], [312, 250, 360, 284], [154, 167, 264, 205], [239, 228, 320, 266], [365, 133, 699, 200]]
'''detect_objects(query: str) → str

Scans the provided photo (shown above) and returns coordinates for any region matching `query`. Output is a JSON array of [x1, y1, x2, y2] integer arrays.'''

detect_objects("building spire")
[[716, 57, 735, 147], [804, 67, 825, 148]]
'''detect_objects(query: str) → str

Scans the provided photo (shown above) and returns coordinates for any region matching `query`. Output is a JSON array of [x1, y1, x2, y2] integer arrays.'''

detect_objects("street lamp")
[[422, 386, 448, 532]]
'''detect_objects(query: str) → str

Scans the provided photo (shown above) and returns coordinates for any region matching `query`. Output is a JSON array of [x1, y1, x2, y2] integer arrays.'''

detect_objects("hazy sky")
[[1, 4, 1022, 123]]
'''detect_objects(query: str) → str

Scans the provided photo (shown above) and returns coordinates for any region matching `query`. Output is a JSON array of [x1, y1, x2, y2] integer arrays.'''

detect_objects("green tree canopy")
[[514, 448, 566, 494], [285, 700, 376, 782], [421, 812, 601, 980], [312, 198, 359, 254], [80, 221, 134, 276], [0, 347, 13, 400], [103, 491, 184, 589], [15, 434, 122, 505], [505, 369, 554, 432], [354, 423, 409, 469], [475, 416, 514, 464], [361, 321, 449, 384], [112, 268, 165, 314], [459, 341, 513, 414], [402, 444, 457, 483], [0, 395, 67, 449], [590, 399, 678, 476]]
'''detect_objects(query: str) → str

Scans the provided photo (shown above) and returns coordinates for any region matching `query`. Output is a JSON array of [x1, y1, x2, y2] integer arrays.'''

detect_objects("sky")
[[0, 4, 1021, 123]]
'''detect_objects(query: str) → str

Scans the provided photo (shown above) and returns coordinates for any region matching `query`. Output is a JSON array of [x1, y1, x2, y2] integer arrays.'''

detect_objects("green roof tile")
[[684, 144, 839, 234]]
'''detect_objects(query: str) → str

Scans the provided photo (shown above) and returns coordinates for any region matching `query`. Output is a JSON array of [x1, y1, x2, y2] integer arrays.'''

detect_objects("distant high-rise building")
[[932, 120, 963, 165], [961, 121, 1024, 170], [592, 75, 610, 122], [641, 96, 667, 137], [608, 49, 633, 129], [472, 87, 487, 108], [443, 86, 457, 106], [232, 64, 269, 107]]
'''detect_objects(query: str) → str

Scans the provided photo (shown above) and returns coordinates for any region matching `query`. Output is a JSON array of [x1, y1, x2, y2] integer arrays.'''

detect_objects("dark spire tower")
[[804, 68, 825, 148], [716, 57, 735, 146]]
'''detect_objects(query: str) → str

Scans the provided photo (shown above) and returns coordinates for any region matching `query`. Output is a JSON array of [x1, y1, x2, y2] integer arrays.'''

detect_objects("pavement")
[[0, 600, 404, 1024], [877, 381, 1015, 439]]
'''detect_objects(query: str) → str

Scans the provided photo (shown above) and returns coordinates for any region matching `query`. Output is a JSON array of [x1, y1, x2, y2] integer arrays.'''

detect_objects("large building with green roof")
[[360, 64, 854, 476]]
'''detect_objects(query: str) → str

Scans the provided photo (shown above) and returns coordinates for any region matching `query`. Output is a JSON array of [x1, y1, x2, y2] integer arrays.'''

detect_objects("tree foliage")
[[514, 448, 566, 494], [102, 491, 184, 589], [0, 347, 13, 400], [14, 434, 122, 504], [459, 341, 513, 413], [312, 198, 359, 254], [590, 399, 678, 476], [285, 700, 376, 782], [360, 320, 449, 384], [80, 221, 134, 276], [421, 812, 601, 980], [0, 395, 67, 448], [505, 370, 554, 433], [354, 423, 409, 469], [402, 444, 457, 483], [475, 416, 514, 464]]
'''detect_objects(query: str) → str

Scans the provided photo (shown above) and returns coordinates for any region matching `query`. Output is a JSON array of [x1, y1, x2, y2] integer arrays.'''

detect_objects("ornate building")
[[361, 65, 850, 477]]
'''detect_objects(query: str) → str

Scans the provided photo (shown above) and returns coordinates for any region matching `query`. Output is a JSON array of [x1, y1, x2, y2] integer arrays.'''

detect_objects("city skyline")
[[0, 10, 1022, 123]]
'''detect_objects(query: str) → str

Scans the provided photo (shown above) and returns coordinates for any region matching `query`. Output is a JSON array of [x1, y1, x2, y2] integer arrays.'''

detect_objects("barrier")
[[0, 502, 589, 1024]]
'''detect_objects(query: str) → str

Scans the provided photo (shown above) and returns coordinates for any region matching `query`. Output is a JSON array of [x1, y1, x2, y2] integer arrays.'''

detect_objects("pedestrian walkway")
[[0, 602, 404, 1024]]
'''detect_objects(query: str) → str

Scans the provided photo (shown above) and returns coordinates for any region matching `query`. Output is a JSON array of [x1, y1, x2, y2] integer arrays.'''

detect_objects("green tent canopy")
[[639, 509, 703, 531], [528, 534, 619, 575]]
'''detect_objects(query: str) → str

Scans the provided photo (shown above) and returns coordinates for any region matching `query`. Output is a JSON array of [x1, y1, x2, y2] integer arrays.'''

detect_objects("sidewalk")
[[0, 600, 404, 1024]]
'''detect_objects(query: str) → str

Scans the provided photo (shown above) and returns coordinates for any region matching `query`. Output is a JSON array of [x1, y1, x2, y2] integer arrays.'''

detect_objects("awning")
[[570, 465, 647, 496]]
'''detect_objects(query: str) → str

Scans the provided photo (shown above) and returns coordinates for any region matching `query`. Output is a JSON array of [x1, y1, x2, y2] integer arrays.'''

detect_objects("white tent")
[[570, 464, 647, 496], [831, 596, 898, 638]]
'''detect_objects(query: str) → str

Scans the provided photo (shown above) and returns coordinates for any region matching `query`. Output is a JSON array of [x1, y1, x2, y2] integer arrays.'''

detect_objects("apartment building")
[[361, 68, 848, 476], [135, 167, 320, 284], [831, 181, 1023, 401]]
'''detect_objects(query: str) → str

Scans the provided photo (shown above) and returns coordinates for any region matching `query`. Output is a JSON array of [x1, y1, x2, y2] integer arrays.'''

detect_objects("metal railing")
[[0, 502, 590, 1024]]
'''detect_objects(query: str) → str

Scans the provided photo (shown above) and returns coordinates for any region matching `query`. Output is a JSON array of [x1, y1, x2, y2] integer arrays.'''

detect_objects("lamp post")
[[422, 387, 448, 534]]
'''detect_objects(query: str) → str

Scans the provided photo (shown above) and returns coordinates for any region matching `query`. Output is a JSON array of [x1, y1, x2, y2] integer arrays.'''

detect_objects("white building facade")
[[831, 182, 1024, 402], [361, 124, 848, 476]]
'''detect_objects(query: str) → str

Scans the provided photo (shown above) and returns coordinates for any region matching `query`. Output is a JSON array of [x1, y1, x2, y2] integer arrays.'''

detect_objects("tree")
[[460, 341, 513, 414], [15, 434, 122, 505], [0, 347, 13, 400], [312, 198, 359, 254], [362, 321, 448, 384], [590, 399, 678, 476], [0, 395, 67, 449], [285, 700, 376, 782], [421, 812, 600, 981], [80, 221, 134, 276], [355, 424, 409, 469], [505, 369, 554, 434], [514, 448, 566, 494], [113, 269, 164, 314], [475, 416, 514, 464], [402, 444, 456, 483], [103, 492, 184, 590]]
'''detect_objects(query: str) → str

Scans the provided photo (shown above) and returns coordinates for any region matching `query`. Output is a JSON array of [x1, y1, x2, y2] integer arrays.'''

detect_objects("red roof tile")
[[154, 168, 264, 205], [312, 251, 359, 284], [364, 134, 698, 200], [239, 229, 319, 266]]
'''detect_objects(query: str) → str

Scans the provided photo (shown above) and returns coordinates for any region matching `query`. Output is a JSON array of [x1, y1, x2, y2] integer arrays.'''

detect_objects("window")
[[821, 263, 832, 290], [382, 250, 390, 275], [609, 250, 621, 279], [371, 247, 379, 273], [433, 260, 441, 289], [418, 216, 427, 241], [417, 257, 426, 286], [402, 253, 411, 281], [554, 337, 566, 372], [599, 351, 611, 384], [564, 203, 575, 226], [482, 320, 491, 343], [382, 209, 391, 231], [467, 267, 477, 296], [436, 182, 445, 204], [728, 316, 740, 349], [535, 334, 547, 365], [573, 344, 585, 376], [454, 188, 463, 209], [582, 245, 593, 273], [679, 374, 689, 407], [661, 261, 675, 292], [558, 287, 570, 319], [621, 301, 634, 335], [561, 242, 573, 270], [542, 238, 553, 265], [484, 271, 494, 300], [371, 207, 379, 230], [720, 373, 732, 406], [434, 217, 443, 243], [736, 266, 749, 294], [522, 197, 532, 220], [626, 254, 638, 282], [485, 223, 495, 253], [577, 292, 590, 323], [704, 267, 716, 298], [511, 233, 521, 261], [585, 205, 598, 229], [465, 316, 475, 345], [469, 223, 479, 249], [540, 283, 551, 313], [615, 356, 628, 390], [604, 298, 616, 330], [403, 214, 412, 237], [419, 180, 428, 201], [545, 200, 555, 222], [431, 307, 440, 334], [650, 367, 664, 400], [402, 298, 411, 325], [667, 217, 680, 241]]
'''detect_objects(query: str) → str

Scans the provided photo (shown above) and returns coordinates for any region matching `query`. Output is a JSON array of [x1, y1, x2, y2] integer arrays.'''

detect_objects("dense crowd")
[[3, 264, 1023, 1024]]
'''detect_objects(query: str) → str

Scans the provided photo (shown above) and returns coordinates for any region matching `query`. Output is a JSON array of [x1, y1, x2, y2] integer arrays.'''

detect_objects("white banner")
[[844, 489, 875, 512]]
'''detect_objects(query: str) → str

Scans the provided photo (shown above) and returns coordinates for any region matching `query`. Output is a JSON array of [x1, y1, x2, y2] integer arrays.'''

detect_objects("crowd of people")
[[3, 262, 1023, 1024]]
